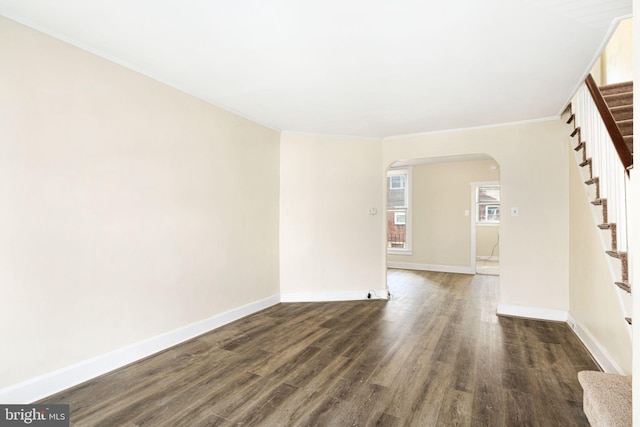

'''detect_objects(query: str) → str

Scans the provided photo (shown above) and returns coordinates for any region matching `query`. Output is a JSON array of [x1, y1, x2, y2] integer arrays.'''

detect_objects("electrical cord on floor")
[[367, 289, 387, 300]]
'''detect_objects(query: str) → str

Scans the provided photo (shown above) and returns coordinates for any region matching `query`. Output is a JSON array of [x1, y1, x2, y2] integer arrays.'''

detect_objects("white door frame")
[[471, 181, 500, 274]]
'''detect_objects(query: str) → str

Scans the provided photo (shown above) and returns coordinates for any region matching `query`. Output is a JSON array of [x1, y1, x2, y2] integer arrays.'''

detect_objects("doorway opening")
[[385, 155, 500, 280], [472, 181, 500, 276]]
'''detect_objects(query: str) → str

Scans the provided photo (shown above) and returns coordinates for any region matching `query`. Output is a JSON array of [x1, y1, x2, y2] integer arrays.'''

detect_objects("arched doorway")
[[385, 154, 500, 277]]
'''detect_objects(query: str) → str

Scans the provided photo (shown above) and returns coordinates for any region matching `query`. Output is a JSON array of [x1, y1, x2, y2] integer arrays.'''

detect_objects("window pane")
[[477, 185, 500, 223], [478, 186, 500, 203], [387, 174, 407, 209], [389, 175, 406, 190], [486, 206, 500, 221], [387, 210, 406, 248], [387, 169, 409, 250]]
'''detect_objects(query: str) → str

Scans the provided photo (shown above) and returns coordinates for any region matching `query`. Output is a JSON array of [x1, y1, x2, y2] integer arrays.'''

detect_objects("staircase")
[[568, 76, 633, 315], [568, 75, 633, 427], [600, 81, 633, 156]]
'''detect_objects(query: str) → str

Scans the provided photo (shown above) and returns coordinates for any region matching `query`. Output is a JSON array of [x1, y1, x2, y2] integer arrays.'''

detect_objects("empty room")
[[0, 1, 637, 425]]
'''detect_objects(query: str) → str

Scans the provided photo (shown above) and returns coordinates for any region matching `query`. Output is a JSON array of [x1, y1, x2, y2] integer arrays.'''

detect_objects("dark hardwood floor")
[[41, 270, 599, 426]]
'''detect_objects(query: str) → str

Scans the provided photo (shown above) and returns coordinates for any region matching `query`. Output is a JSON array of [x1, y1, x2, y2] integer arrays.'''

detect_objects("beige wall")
[[568, 147, 631, 373], [0, 17, 280, 389], [387, 159, 500, 268], [602, 18, 633, 84], [477, 226, 500, 258], [383, 120, 570, 312], [279, 132, 385, 300]]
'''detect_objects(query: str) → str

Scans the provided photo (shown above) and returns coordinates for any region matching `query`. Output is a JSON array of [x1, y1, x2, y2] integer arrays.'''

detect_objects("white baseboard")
[[476, 256, 499, 261], [0, 294, 280, 404], [497, 303, 568, 322], [280, 288, 388, 302], [566, 313, 625, 374], [387, 262, 474, 275]]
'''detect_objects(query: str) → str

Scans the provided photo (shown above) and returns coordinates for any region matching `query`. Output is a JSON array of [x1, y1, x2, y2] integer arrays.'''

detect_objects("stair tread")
[[611, 105, 633, 119], [603, 92, 633, 108], [599, 80, 633, 94], [578, 371, 631, 427], [616, 119, 633, 136], [585, 177, 599, 185], [615, 281, 631, 293]]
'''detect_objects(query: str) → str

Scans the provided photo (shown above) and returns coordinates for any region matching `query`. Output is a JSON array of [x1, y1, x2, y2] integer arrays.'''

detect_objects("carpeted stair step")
[[578, 371, 631, 427], [610, 105, 633, 121], [603, 92, 633, 108], [606, 250, 623, 259], [617, 119, 633, 136], [600, 81, 633, 95], [615, 281, 631, 293], [624, 136, 633, 154], [599, 81, 633, 96]]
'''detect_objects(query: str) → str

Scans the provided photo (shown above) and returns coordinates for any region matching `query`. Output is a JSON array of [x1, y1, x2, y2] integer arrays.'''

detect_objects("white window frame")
[[475, 182, 501, 227], [387, 167, 412, 255], [389, 175, 406, 190], [394, 212, 406, 225]]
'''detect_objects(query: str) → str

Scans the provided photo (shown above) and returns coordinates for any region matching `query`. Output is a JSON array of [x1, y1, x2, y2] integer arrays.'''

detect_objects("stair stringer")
[[567, 138, 632, 374]]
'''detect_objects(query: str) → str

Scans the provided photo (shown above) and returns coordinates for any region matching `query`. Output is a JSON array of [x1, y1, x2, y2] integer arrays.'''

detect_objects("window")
[[389, 175, 406, 190], [477, 185, 500, 224], [387, 168, 411, 252]]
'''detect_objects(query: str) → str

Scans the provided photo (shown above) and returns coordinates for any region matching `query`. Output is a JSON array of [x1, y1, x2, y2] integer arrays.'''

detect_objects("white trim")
[[566, 313, 625, 375], [384, 116, 561, 140], [280, 130, 382, 141], [557, 14, 633, 117], [387, 248, 412, 255], [387, 262, 474, 275], [496, 304, 568, 322], [280, 289, 389, 302], [0, 294, 280, 404], [476, 256, 499, 262], [386, 166, 412, 253]]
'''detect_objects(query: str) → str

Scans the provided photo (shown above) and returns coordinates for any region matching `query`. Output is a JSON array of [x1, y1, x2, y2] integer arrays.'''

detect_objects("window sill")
[[477, 223, 500, 227], [387, 249, 413, 255]]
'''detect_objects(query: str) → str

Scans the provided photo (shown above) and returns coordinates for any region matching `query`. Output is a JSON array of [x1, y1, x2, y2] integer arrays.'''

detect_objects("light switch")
[[464, 210, 470, 216], [511, 207, 519, 217], [369, 208, 377, 215]]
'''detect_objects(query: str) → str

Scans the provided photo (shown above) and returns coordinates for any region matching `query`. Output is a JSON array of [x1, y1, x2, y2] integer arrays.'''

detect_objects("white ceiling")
[[0, 0, 632, 137]]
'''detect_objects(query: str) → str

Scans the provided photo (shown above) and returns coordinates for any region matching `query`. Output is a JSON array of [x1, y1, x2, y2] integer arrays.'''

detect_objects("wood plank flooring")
[[40, 270, 599, 426]]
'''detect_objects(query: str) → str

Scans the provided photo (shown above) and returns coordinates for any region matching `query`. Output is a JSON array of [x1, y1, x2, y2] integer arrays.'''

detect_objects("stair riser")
[[624, 136, 633, 154], [600, 82, 633, 96], [610, 106, 633, 121], [604, 92, 633, 107], [617, 120, 633, 136]]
